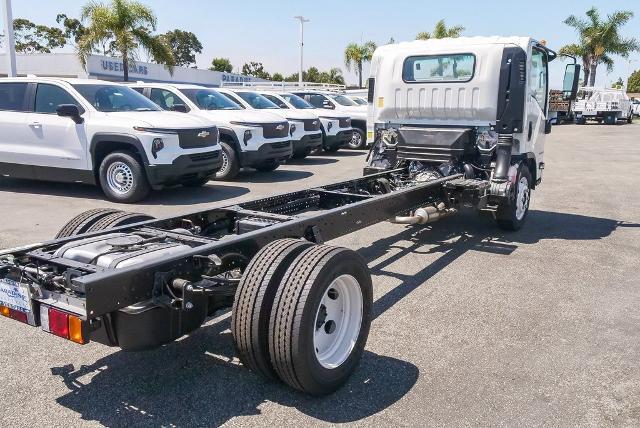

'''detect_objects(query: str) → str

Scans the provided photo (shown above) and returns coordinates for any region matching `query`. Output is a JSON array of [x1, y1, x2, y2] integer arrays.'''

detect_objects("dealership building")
[[0, 53, 262, 86]]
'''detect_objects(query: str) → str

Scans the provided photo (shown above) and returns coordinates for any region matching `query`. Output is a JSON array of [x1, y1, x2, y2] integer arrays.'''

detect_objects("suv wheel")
[[215, 141, 240, 180], [347, 129, 365, 150], [98, 151, 150, 203]]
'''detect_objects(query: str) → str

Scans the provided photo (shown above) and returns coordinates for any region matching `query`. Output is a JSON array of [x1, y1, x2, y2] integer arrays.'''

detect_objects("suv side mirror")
[[56, 104, 84, 124], [170, 104, 188, 113], [562, 64, 581, 101], [545, 119, 553, 134], [322, 100, 335, 109]]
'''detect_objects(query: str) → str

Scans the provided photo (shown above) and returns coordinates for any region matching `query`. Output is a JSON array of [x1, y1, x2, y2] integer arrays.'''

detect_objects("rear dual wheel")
[[55, 209, 155, 238], [232, 240, 372, 395]]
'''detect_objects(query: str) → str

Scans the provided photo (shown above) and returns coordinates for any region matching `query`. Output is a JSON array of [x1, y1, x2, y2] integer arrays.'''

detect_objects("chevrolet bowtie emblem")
[[276, 124, 284, 131], [197, 131, 210, 138]]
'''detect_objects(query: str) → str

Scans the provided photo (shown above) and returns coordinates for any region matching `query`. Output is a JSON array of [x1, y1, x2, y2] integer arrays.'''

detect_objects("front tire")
[[98, 151, 150, 203], [496, 164, 532, 231], [347, 128, 366, 150], [269, 245, 373, 395], [215, 141, 240, 180]]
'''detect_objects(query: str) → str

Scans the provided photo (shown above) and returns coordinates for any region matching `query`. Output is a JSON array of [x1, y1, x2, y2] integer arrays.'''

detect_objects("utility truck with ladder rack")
[[0, 36, 579, 396]]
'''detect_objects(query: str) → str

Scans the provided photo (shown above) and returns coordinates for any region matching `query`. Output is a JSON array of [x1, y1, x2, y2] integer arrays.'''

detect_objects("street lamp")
[[2, 0, 17, 76], [293, 15, 309, 86]]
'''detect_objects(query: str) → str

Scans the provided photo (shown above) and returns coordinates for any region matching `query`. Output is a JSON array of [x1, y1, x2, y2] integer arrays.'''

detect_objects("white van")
[[0, 77, 222, 203], [129, 83, 293, 178]]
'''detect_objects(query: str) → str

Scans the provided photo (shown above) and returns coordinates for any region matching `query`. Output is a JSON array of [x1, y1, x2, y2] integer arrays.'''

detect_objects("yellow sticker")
[[367, 131, 374, 140], [377, 97, 384, 108]]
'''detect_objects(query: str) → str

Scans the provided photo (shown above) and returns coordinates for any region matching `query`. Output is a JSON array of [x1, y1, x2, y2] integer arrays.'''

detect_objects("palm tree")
[[560, 7, 639, 87], [344, 41, 377, 88], [78, 0, 174, 81], [416, 19, 464, 40]]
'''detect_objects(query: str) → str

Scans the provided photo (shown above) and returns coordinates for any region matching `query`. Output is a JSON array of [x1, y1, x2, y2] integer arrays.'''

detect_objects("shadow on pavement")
[[51, 209, 633, 425], [232, 168, 313, 183]]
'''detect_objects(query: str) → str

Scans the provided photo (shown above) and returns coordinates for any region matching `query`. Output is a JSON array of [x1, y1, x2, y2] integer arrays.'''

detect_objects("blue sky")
[[2, 0, 639, 87]]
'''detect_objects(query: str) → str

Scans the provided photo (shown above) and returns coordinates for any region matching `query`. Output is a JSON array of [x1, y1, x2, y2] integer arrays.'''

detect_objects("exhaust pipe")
[[492, 133, 513, 182], [391, 203, 457, 225]]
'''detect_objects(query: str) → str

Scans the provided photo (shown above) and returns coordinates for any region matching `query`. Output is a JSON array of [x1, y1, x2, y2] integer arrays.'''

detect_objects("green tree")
[[78, 0, 174, 82], [416, 19, 464, 40], [628, 69, 640, 93], [56, 14, 87, 46], [271, 72, 284, 81], [611, 77, 624, 89], [159, 29, 202, 67], [344, 41, 377, 88], [12, 18, 66, 53], [210, 57, 233, 73], [560, 7, 639, 87], [241, 61, 270, 79]]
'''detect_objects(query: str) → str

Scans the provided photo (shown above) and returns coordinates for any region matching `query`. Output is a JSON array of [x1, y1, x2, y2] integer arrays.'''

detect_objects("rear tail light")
[[40, 305, 87, 344], [0, 305, 28, 324]]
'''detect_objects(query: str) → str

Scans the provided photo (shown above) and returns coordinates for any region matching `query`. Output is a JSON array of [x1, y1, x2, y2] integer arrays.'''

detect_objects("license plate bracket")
[[0, 277, 36, 325]]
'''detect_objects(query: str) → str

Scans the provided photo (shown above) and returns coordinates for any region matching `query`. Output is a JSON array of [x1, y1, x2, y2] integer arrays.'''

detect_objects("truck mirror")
[[56, 104, 84, 124], [562, 64, 581, 101], [545, 119, 553, 134]]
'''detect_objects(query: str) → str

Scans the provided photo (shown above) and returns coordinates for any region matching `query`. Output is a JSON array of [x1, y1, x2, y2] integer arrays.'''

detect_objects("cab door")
[[525, 45, 549, 181], [0, 82, 32, 169], [27, 83, 89, 171]]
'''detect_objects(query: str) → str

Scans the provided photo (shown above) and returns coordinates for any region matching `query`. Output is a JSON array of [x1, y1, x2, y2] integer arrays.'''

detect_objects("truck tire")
[[98, 151, 151, 203], [496, 164, 532, 231], [85, 211, 155, 233], [347, 128, 366, 150], [55, 208, 122, 239], [215, 141, 240, 180], [231, 239, 315, 380], [254, 160, 279, 172], [268, 245, 373, 395], [604, 114, 616, 125], [574, 116, 586, 125]]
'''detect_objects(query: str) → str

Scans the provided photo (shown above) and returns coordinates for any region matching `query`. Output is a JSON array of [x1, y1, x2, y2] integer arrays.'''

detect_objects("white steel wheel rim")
[[515, 176, 530, 220], [106, 162, 134, 195], [313, 274, 363, 369], [349, 131, 362, 148], [219, 150, 230, 175]]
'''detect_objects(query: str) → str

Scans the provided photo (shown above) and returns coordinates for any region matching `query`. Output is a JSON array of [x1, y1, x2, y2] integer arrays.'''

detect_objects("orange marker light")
[[0, 306, 9, 317], [68, 315, 86, 344]]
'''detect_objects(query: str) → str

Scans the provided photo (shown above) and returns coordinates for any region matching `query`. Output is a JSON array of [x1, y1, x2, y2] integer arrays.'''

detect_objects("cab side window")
[[150, 88, 183, 110], [307, 94, 328, 108], [263, 94, 288, 108], [0, 83, 28, 112], [34, 84, 83, 114], [530, 48, 548, 112]]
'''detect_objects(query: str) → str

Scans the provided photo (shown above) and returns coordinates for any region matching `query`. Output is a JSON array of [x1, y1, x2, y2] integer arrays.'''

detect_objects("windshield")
[[179, 88, 241, 110], [236, 91, 280, 109], [281, 93, 314, 109], [351, 97, 367, 105], [331, 94, 358, 106], [73, 84, 160, 112]]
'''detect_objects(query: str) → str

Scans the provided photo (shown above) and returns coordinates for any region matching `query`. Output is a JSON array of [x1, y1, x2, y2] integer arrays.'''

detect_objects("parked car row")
[[0, 77, 368, 203]]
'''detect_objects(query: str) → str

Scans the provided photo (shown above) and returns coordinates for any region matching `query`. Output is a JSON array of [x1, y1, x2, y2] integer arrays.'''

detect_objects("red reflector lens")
[[0, 305, 28, 323], [48, 308, 69, 338]]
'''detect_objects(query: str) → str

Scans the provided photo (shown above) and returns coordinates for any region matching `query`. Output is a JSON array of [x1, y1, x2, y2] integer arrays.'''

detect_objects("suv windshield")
[[281, 93, 314, 109], [331, 94, 358, 106], [180, 88, 241, 110], [73, 84, 160, 112], [236, 92, 280, 109]]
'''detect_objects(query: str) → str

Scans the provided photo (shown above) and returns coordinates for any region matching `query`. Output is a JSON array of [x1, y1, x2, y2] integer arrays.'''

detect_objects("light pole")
[[293, 15, 309, 86], [2, 0, 17, 76]]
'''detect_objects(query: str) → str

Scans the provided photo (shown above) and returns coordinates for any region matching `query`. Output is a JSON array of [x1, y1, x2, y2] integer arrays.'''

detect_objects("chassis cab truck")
[[0, 37, 579, 397], [366, 37, 580, 230]]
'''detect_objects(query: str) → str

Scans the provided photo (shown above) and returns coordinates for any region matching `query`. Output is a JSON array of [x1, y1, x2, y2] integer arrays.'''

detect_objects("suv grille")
[[303, 118, 321, 131], [262, 122, 289, 138], [339, 117, 351, 128], [177, 127, 219, 149]]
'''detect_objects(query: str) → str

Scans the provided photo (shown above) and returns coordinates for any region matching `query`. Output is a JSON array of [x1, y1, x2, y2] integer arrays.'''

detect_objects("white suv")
[[0, 78, 222, 203], [292, 90, 368, 149], [216, 89, 322, 158], [258, 91, 354, 152], [130, 83, 293, 178]]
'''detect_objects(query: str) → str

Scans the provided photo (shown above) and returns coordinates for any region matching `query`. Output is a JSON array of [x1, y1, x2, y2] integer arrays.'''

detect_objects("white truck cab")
[[573, 87, 633, 124], [366, 36, 580, 230], [129, 83, 292, 179], [256, 91, 354, 153], [291, 89, 369, 149], [216, 88, 323, 159], [0, 77, 223, 203]]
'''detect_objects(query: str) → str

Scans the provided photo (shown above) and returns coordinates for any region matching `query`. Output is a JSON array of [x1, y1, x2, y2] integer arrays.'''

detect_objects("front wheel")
[[215, 141, 240, 180], [98, 151, 150, 203], [347, 129, 366, 150], [496, 164, 532, 231]]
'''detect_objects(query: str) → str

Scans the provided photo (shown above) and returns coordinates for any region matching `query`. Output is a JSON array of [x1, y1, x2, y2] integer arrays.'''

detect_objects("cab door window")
[[150, 88, 185, 110], [307, 94, 329, 108], [35, 84, 84, 114], [530, 48, 548, 112], [0, 83, 29, 111]]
